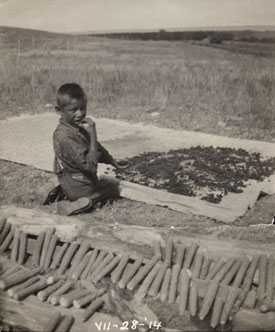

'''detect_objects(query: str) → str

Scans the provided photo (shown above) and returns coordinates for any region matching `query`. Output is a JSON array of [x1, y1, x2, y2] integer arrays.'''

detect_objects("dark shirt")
[[53, 120, 114, 181]]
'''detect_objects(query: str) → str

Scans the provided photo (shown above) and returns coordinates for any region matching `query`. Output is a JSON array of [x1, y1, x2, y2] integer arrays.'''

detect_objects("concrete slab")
[[0, 113, 274, 222]]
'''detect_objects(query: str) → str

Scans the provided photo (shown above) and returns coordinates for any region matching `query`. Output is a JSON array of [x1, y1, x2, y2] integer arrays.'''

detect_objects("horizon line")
[[1, 24, 275, 35]]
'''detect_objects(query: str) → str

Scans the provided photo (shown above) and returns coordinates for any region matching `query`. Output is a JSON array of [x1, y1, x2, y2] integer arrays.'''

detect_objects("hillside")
[[0, 26, 77, 52]]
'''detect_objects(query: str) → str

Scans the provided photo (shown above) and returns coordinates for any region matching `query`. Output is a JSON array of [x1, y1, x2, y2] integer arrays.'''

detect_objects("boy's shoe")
[[57, 197, 92, 216], [44, 185, 63, 205], [36, 177, 59, 205]]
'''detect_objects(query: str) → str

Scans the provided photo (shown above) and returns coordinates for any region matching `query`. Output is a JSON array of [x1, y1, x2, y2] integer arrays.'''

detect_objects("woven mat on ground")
[[0, 113, 274, 222]]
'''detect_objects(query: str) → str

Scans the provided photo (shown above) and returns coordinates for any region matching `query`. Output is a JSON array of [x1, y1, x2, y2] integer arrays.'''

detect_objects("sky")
[[0, 0, 274, 33]]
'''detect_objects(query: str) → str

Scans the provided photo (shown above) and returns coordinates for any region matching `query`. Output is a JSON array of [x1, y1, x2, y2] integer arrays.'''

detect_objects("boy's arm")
[[80, 117, 128, 170], [97, 142, 116, 165], [80, 118, 98, 165], [97, 142, 129, 170]]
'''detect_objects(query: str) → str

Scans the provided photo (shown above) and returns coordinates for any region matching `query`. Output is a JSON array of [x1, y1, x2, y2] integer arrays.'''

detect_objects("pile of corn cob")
[[0, 218, 274, 331]]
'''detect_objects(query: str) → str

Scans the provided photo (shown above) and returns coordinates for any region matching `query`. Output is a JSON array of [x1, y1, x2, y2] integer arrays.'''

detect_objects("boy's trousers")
[[57, 172, 119, 202]]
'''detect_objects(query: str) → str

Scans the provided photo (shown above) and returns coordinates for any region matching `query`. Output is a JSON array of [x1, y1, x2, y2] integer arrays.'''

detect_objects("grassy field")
[[1, 27, 275, 332], [0, 26, 275, 141]]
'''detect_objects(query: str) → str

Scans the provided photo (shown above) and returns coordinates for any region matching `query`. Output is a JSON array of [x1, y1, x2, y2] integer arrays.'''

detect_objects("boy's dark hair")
[[56, 83, 87, 109]]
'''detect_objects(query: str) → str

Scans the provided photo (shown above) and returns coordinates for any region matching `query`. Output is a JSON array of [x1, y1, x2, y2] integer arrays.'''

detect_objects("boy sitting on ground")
[[52, 83, 124, 215]]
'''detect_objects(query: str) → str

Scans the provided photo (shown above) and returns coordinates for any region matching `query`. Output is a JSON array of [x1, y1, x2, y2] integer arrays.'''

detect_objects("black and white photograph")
[[0, 0, 275, 331]]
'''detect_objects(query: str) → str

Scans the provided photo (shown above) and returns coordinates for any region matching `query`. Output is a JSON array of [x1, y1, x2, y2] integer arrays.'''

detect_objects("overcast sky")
[[0, 0, 274, 33]]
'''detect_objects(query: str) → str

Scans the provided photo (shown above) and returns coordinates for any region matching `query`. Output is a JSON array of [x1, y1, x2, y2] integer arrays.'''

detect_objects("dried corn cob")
[[220, 286, 239, 325], [233, 255, 259, 312], [87, 250, 107, 279], [1, 265, 22, 279], [111, 254, 129, 283], [191, 253, 203, 279], [220, 260, 242, 286], [148, 262, 168, 297], [72, 251, 92, 281], [93, 256, 121, 283], [232, 256, 250, 287], [266, 255, 274, 301], [261, 302, 275, 313], [11, 228, 20, 262], [40, 227, 55, 267], [60, 288, 89, 308], [164, 238, 173, 267], [18, 231, 27, 265], [168, 264, 181, 303], [118, 256, 144, 289], [90, 252, 114, 281], [46, 273, 60, 285], [0, 222, 11, 245], [200, 257, 211, 280], [127, 254, 161, 291], [214, 258, 236, 282], [178, 268, 190, 315], [175, 246, 185, 268], [183, 244, 199, 269], [210, 297, 224, 329], [50, 242, 69, 269], [199, 280, 219, 320], [58, 241, 79, 275], [81, 248, 99, 280], [13, 278, 47, 300], [243, 290, 257, 309], [160, 267, 171, 302], [0, 225, 15, 254], [38, 279, 64, 301], [189, 283, 198, 317], [0, 267, 41, 290], [136, 262, 161, 300], [0, 218, 6, 235], [81, 297, 105, 322], [153, 240, 162, 258], [31, 231, 45, 266], [43, 234, 58, 270], [8, 276, 40, 297], [47, 281, 72, 304], [257, 254, 267, 301], [205, 258, 225, 281], [68, 240, 90, 275]]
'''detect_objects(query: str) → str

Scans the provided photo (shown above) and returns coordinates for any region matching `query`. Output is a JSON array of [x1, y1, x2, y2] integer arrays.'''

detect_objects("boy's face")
[[60, 97, 87, 128]]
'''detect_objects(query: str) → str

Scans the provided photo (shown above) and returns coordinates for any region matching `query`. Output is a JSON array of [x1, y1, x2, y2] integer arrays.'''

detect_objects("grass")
[[0, 27, 275, 142]]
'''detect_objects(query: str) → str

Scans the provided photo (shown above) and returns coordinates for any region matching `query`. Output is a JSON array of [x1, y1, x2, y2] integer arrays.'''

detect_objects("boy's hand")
[[112, 159, 129, 170], [80, 117, 95, 128], [80, 117, 96, 134]]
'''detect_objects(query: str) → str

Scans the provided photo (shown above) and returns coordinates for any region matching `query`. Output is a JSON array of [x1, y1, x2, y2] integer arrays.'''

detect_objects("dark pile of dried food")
[[114, 146, 275, 203]]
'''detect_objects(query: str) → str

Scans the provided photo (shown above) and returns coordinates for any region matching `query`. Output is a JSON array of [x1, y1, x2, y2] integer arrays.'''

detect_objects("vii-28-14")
[[95, 319, 162, 331]]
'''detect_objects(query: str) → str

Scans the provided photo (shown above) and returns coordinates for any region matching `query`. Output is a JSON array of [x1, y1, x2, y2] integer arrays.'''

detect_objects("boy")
[[53, 83, 123, 215]]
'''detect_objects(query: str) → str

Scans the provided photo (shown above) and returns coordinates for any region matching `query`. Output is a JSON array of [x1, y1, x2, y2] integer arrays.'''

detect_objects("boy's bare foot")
[[57, 197, 92, 216]]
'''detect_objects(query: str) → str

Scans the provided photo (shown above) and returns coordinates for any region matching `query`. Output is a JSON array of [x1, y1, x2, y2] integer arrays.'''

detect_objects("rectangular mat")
[[0, 113, 274, 222]]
